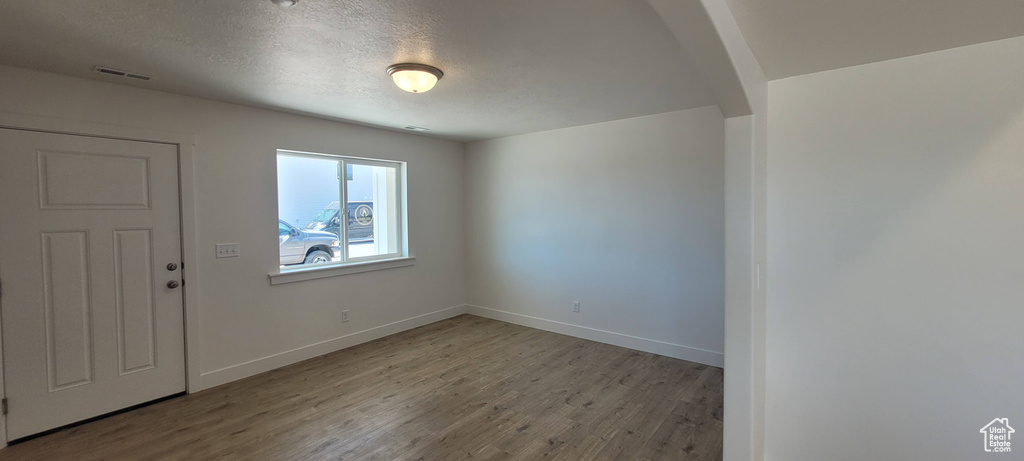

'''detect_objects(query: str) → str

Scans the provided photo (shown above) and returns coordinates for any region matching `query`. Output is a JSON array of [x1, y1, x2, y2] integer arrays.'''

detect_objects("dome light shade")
[[386, 63, 444, 93]]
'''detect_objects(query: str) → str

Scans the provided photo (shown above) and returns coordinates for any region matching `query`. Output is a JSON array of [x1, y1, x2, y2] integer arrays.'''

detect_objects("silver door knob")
[[167, 263, 178, 271], [167, 280, 180, 289]]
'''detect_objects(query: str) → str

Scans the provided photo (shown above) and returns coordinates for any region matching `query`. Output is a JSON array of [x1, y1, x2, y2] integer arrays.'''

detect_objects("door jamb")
[[0, 111, 203, 446]]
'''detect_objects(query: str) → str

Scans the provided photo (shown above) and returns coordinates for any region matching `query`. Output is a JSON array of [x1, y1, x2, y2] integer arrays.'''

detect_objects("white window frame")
[[270, 149, 411, 284]]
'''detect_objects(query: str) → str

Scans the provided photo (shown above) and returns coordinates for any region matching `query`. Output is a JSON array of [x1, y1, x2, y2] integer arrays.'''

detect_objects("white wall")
[[465, 107, 726, 366], [0, 65, 466, 389], [767, 36, 1024, 460]]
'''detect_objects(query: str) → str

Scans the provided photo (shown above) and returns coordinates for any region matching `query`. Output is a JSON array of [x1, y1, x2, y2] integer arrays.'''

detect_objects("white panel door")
[[0, 129, 186, 440]]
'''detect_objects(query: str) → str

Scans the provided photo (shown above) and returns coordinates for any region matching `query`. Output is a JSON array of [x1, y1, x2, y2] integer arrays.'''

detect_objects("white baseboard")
[[466, 305, 724, 368], [197, 302, 721, 391], [199, 304, 469, 390]]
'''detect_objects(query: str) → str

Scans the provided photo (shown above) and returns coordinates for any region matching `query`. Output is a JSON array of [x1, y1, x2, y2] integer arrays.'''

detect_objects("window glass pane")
[[277, 155, 342, 267], [347, 163, 399, 258]]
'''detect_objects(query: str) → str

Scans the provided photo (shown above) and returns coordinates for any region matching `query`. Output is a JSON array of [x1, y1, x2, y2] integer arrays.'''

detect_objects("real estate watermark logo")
[[980, 418, 1014, 453]]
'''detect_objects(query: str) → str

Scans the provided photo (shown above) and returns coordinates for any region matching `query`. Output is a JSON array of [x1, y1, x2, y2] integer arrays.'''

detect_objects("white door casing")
[[0, 129, 186, 440]]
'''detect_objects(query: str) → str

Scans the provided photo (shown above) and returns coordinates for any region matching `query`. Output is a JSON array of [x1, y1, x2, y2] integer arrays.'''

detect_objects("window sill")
[[269, 256, 416, 285]]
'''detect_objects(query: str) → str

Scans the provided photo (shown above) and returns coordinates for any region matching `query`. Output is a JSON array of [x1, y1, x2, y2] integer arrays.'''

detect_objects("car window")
[[279, 222, 291, 236]]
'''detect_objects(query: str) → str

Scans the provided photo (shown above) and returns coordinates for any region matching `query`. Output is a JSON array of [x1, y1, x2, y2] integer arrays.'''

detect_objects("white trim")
[[466, 305, 724, 368], [199, 304, 468, 389], [0, 111, 203, 400], [340, 158, 349, 262], [277, 149, 404, 166], [177, 138, 203, 395], [269, 256, 416, 285], [0, 301, 6, 447]]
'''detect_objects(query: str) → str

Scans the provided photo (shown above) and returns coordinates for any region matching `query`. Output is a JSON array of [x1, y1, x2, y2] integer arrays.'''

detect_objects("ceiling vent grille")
[[94, 66, 153, 81]]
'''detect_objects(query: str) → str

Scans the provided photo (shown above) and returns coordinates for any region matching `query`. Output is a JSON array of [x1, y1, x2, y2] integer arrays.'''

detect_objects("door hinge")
[[2, 398, 8, 416]]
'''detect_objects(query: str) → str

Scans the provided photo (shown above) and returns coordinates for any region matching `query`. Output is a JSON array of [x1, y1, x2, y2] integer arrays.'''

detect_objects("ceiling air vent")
[[403, 125, 429, 132], [94, 66, 153, 81]]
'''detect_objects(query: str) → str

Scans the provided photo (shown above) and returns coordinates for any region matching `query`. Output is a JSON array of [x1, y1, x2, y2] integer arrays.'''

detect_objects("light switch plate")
[[216, 243, 239, 258]]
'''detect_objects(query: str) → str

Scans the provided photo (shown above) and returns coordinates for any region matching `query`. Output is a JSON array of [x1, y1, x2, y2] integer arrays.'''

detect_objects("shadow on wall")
[[466, 107, 725, 359], [767, 40, 1024, 461]]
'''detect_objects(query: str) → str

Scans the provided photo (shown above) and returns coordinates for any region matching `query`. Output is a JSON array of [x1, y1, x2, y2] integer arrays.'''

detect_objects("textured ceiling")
[[0, 0, 716, 141], [724, 0, 1024, 80]]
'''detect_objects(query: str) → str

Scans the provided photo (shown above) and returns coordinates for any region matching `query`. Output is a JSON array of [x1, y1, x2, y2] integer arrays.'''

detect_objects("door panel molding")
[[41, 231, 95, 392], [113, 229, 157, 375], [38, 150, 151, 210]]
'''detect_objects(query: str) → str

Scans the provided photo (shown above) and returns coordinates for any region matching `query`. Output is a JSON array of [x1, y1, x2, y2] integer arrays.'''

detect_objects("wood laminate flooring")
[[0, 315, 723, 460]]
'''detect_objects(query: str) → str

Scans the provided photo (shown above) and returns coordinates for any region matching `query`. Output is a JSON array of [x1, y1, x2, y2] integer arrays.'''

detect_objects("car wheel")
[[304, 250, 331, 264]]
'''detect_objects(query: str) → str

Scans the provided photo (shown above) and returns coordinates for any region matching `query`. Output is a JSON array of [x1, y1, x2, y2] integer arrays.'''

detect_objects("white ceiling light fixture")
[[386, 63, 444, 94], [271, 0, 297, 6]]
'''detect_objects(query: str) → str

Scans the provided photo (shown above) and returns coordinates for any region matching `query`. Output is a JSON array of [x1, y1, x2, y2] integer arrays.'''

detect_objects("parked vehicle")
[[306, 201, 374, 242], [279, 220, 340, 265]]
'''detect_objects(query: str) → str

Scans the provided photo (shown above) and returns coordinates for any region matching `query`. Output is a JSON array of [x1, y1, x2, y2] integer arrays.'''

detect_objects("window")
[[276, 150, 406, 272]]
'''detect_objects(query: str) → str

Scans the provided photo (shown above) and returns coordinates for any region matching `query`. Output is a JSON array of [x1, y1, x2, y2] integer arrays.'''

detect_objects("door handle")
[[167, 280, 180, 289], [167, 263, 178, 271]]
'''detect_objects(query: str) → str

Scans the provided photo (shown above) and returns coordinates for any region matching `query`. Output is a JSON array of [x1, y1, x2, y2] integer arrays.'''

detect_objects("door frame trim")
[[0, 111, 203, 445]]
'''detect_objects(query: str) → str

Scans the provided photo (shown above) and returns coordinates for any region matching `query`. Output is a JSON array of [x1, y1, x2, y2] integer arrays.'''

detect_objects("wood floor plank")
[[0, 315, 722, 460]]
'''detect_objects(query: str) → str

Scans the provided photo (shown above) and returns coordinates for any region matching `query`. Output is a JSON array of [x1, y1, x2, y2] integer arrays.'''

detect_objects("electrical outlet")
[[342, 310, 350, 323], [216, 243, 239, 258], [572, 301, 580, 313]]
